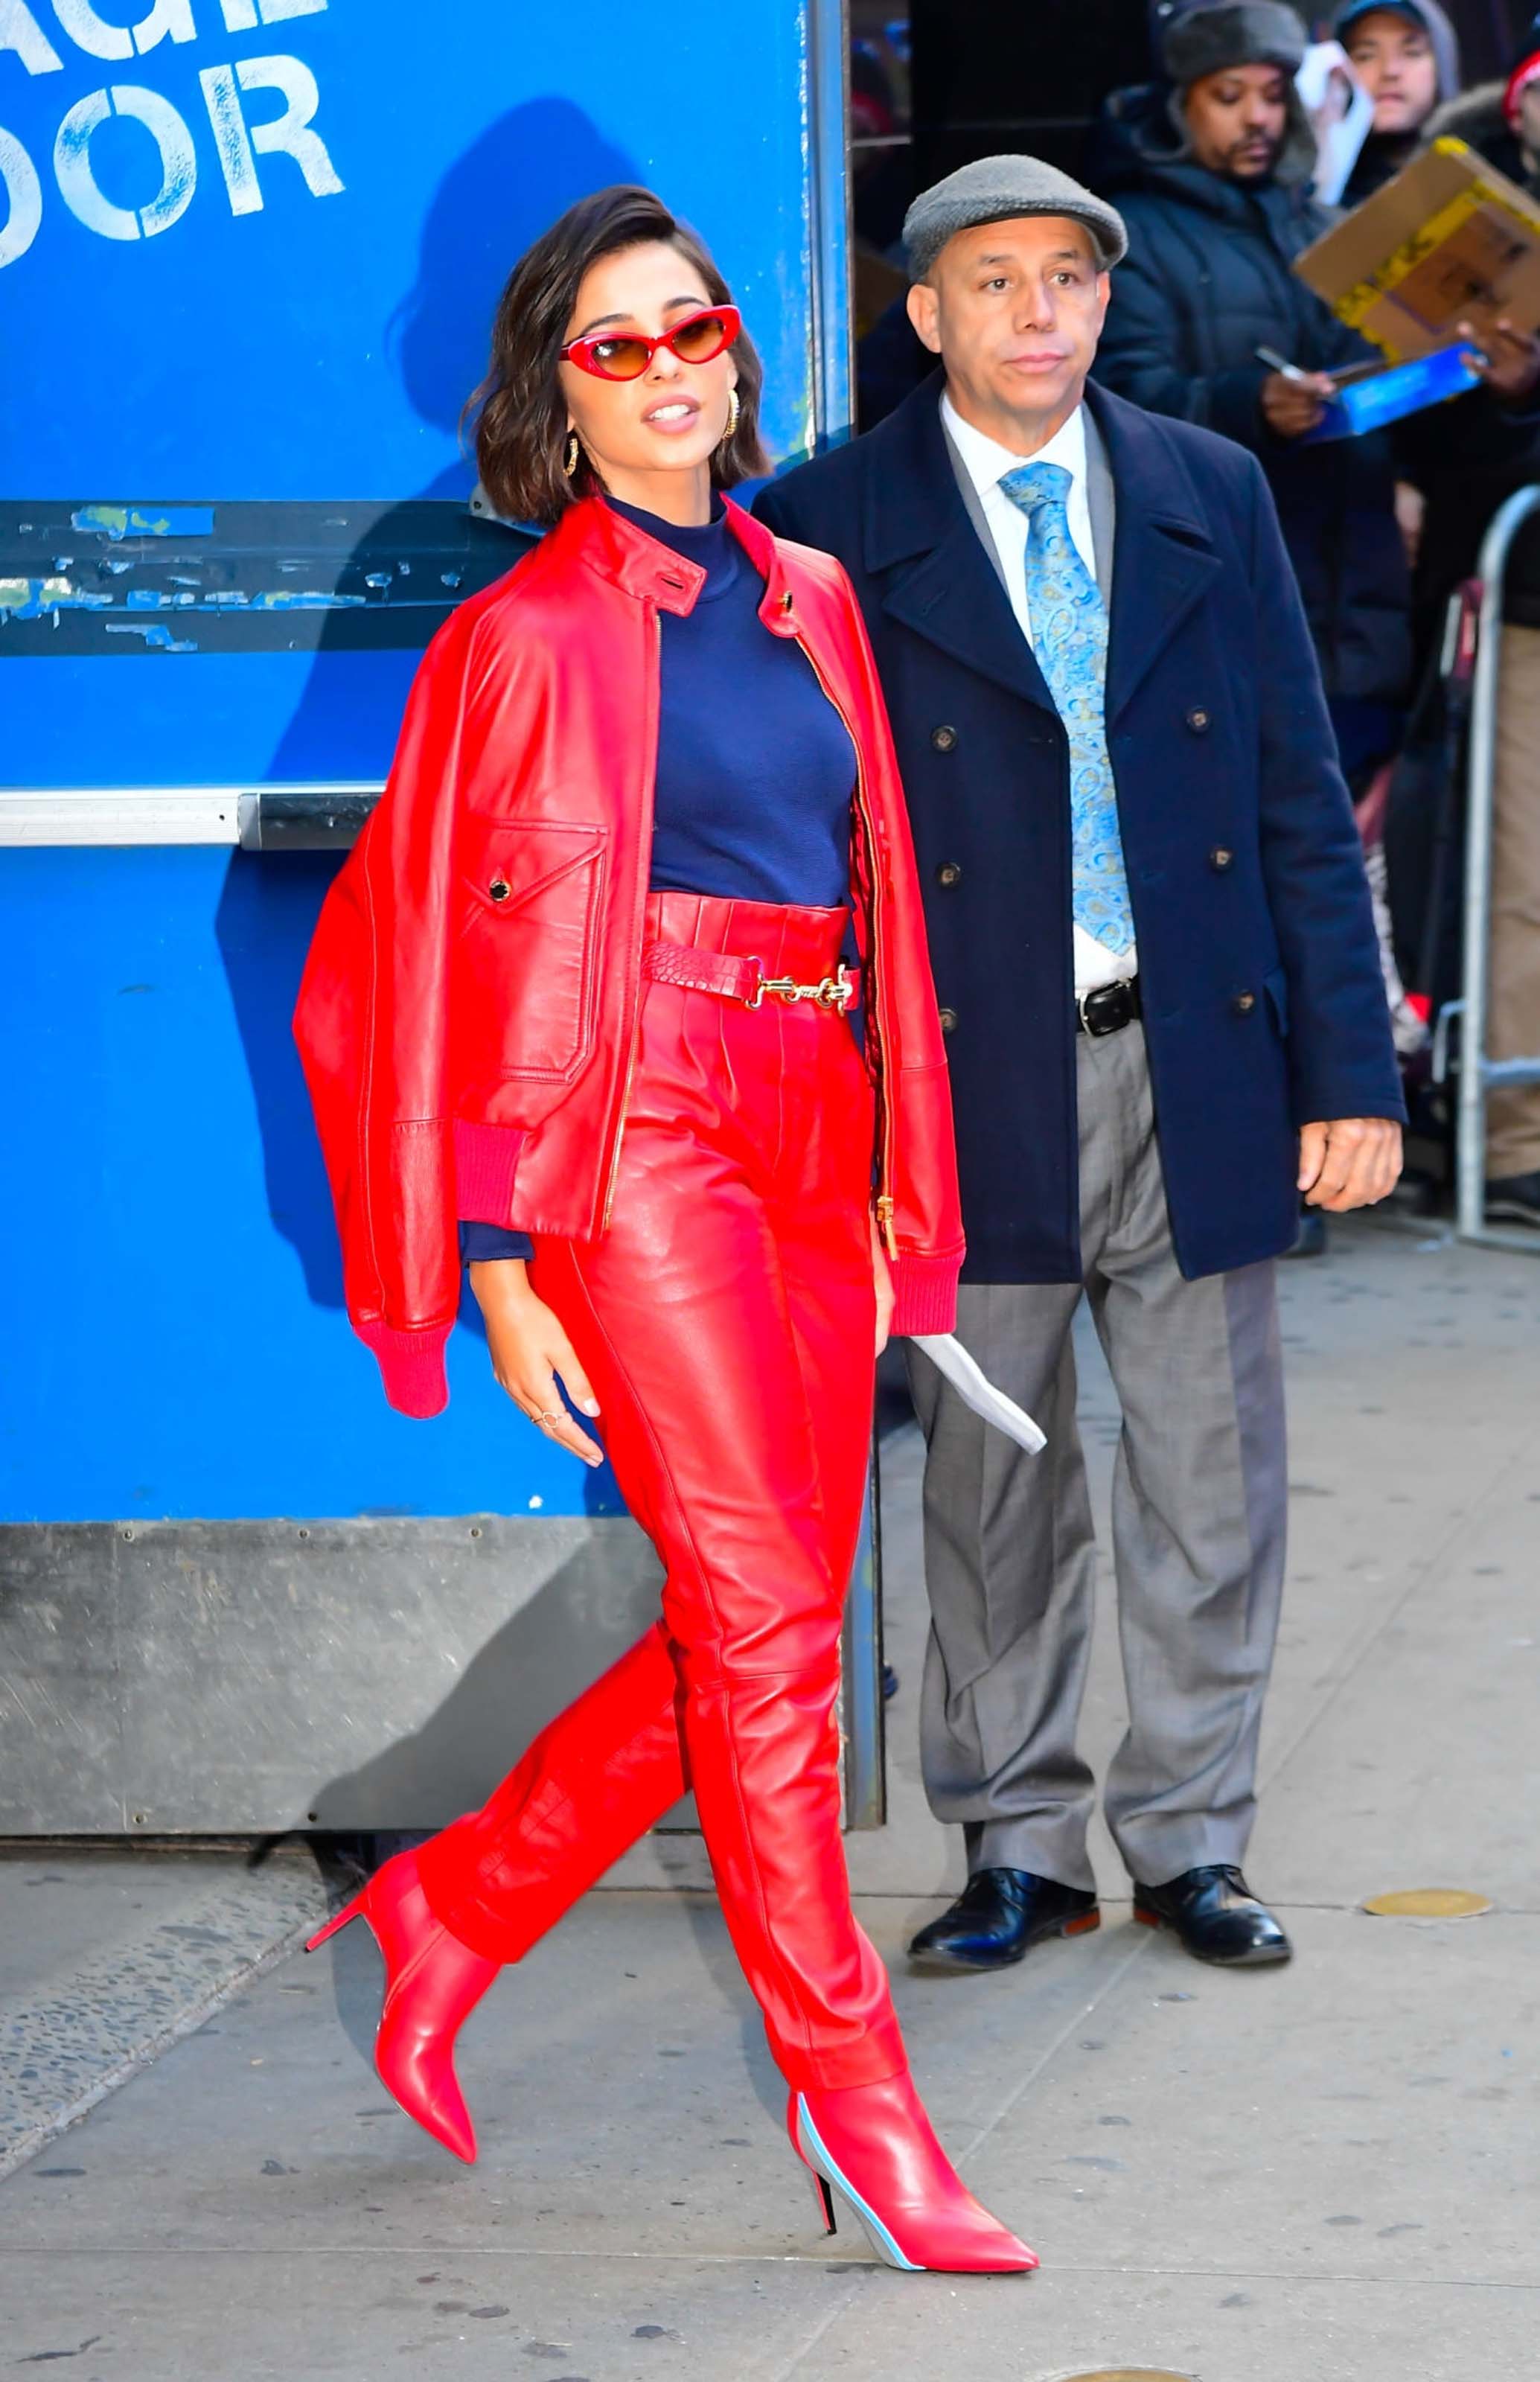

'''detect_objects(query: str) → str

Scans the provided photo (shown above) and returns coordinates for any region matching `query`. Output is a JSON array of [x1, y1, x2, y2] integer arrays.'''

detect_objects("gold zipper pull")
[[875, 1194, 898, 1261]]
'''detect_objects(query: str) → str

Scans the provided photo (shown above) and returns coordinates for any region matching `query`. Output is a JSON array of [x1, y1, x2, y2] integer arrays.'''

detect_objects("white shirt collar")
[[940, 389, 1087, 502]]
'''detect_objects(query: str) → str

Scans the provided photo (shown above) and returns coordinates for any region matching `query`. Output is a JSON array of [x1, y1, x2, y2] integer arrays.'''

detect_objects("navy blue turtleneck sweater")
[[461, 497, 858, 1265]]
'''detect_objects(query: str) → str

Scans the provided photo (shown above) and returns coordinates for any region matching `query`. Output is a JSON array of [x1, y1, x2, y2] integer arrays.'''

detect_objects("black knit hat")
[[1161, 1, 1307, 88]]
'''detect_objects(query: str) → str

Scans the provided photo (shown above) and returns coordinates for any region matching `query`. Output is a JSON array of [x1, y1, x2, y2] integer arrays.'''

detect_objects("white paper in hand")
[[907, 1333, 1047, 1455]]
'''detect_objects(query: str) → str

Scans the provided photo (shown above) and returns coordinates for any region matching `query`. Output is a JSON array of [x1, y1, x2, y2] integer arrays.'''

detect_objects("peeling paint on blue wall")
[[103, 625, 199, 652], [71, 507, 216, 542]]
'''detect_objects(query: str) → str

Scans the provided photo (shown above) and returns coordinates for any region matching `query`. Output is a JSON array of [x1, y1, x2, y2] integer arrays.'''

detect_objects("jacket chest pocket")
[[453, 817, 607, 1085]]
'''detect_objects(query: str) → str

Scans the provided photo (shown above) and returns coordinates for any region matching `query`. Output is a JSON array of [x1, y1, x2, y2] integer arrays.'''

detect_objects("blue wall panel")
[[1, 1, 837, 1527], [2, 0, 818, 787], [1, 843, 632, 1522]]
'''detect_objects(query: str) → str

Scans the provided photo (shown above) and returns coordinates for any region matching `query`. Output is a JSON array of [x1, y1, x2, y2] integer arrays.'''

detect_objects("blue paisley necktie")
[[1000, 459, 1134, 956]]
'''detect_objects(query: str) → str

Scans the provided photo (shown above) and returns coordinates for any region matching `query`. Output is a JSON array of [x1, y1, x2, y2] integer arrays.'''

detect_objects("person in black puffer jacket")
[[1090, 1, 1540, 788]]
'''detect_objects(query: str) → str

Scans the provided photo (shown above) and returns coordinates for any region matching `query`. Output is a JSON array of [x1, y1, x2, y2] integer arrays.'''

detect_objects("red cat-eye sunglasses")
[[560, 304, 742, 382]]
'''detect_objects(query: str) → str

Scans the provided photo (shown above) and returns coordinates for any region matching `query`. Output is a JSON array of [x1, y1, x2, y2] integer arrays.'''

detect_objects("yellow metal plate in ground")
[[1362, 1888, 1493, 1918], [1056, 2371, 1194, 2381]]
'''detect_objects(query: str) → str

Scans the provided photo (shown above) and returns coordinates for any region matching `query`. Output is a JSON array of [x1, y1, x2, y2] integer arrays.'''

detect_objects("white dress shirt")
[[941, 392, 1137, 997]]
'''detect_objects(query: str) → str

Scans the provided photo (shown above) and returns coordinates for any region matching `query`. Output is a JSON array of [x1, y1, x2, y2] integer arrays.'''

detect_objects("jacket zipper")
[[600, 608, 660, 1230], [791, 625, 899, 1260]]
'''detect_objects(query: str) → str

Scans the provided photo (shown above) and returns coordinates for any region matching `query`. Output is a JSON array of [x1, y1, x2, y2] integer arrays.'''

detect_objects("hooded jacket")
[[1332, 0, 1462, 204], [1425, 79, 1536, 193], [1087, 80, 1416, 710]]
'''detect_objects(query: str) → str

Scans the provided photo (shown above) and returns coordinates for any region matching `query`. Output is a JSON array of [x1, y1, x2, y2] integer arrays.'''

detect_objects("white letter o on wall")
[[0, 124, 42, 266], [54, 83, 196, 241]]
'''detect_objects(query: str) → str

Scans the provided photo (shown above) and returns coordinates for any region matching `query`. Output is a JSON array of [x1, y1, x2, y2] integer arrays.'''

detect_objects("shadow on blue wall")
[[384, 97, 642, 499], [211, 846, 623, 1515], [217, 103, 658, 1523], [266, 98, 640, 782]]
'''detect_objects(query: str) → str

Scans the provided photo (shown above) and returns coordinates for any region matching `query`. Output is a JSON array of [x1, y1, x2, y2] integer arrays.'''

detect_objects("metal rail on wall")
[[1443, 486, 1540, 1255]]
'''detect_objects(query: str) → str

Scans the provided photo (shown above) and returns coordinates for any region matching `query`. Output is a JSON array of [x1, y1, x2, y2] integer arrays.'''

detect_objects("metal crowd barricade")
[[1440, 485, 1540, 1253]]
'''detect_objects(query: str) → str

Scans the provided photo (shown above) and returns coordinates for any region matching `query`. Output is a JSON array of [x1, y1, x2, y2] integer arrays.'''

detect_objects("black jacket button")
[[489, 878, 511, 901], [936, 861, 962, 887], [931, 724, 958, 753], [1210, 846, 1234, 872], [938, 1006, 959, 1032], [1186, 706, 1211, 733], [1232, 989, 1256, 1015]]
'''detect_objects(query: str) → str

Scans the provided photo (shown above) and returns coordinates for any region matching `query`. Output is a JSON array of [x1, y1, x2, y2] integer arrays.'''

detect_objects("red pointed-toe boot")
[[306, 1846, 500, 2164], [789, 2071, 1038, 2273]]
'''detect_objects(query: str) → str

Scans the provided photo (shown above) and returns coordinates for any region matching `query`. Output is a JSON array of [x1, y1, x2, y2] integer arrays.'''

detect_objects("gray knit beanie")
[[903, 154, 1128, 283], [1161, 1, 1308, 87]]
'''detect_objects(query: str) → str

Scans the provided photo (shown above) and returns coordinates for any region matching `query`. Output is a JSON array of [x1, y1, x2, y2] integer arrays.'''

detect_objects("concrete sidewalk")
[[1, 1217, 1537, 2379]]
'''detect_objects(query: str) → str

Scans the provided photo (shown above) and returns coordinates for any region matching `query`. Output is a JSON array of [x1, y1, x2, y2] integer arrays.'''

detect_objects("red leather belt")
[[644, 941, 858, 1012]]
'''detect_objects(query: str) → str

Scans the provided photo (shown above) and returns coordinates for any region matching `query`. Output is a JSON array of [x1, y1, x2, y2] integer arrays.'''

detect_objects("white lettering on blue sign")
[[0, 1, 63, 73], [218, 0, 328, 28], [0, 0, 339, 264], [55, 81, 197, 237], [199, 51, 340, 212], [51, 0, 197, 63], [0, 121, 42, 264]]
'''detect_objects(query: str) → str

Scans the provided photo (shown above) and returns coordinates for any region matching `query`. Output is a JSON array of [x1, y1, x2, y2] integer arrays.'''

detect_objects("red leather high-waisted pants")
[[415, 893, 906, 2092]]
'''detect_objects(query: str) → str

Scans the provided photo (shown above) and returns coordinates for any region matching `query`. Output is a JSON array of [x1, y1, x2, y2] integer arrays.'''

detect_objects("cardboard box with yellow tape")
[[1295, 136, 1540, 362]]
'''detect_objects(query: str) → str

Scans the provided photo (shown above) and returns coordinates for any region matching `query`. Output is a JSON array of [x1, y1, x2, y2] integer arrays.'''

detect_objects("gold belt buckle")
[[750, 962, 853, 1012]]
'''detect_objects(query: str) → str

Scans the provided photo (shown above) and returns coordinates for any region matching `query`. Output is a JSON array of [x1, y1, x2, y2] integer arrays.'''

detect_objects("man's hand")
[[1460, 317, 1540, 405], [1298, 1117, 1403, 1213], [1260, 369, 1336, 439]]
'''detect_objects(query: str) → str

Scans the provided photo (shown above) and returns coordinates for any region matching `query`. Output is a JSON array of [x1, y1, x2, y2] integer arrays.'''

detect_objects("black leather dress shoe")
[[1132, 1865, 1292, 1965], [1486, 1169, 1540, 1227], [908, 1868, 1100, 1972]]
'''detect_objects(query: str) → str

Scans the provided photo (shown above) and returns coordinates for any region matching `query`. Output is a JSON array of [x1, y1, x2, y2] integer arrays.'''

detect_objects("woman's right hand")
[[467, 1259, 605, 1467]]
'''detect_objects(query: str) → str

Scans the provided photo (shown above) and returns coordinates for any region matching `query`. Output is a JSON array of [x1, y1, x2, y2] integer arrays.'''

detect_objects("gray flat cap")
[[903, 154, 1128, 282]]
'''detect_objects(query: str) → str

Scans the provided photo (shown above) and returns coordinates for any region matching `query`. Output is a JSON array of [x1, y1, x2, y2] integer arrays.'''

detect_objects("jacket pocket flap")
[[459, 818, 607, 919]]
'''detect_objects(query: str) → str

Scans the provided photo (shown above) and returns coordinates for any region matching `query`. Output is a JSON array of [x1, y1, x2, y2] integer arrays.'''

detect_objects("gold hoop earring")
[[563, 430, 581, 479], [721, 388, 741, 446]]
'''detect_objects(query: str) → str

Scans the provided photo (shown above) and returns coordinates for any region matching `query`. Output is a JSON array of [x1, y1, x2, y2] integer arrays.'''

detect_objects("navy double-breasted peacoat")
[[754, 374, 1405, 1286]]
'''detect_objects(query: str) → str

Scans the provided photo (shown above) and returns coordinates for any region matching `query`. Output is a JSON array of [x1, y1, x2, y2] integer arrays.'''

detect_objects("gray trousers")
[[904, 1023, 1287, 1892]]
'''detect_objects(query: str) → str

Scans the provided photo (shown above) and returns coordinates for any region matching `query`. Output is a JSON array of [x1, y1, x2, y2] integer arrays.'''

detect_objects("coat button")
[[1210, 846, 1234, 872], [938, 1006, 959, 1032], [1232, 989, 1256, 1015], [1186, 706, 1211, 733], [936, 861, 962, 887], [489, 878, 511, 902], [931, 724, 958, 753]]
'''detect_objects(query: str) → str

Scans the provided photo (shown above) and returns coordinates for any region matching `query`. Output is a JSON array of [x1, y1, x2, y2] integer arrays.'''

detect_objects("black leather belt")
[[1076, 975, 1143, 1037]]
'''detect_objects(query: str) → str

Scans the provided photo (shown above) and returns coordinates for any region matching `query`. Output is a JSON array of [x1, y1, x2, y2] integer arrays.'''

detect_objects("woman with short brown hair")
[[295, 185, 1034, 2276]]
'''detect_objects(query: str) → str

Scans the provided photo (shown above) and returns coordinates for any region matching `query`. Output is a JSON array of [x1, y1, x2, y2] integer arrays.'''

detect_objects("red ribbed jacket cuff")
[[889, 1251, 961, 1338], [357, 1320, 451, 1418]]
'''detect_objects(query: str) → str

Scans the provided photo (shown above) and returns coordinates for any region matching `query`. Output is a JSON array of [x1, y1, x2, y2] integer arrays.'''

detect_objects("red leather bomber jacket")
[[294, 496, 964, 1417]]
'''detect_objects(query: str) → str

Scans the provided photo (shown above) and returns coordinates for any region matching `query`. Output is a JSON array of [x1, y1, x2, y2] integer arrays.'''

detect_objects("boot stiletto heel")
[[787, 2074, 1038, 2274], [304, 1893, 364, 1951], [792, 2138, 838, 2235], [305, 1848, 500, 2165]]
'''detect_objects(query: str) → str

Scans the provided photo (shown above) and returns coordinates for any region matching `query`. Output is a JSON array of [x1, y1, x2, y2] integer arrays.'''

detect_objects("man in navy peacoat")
[[756, 152, 1405, 1974]]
